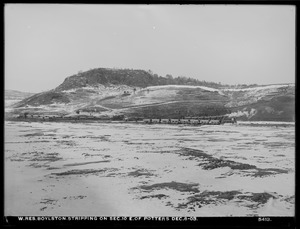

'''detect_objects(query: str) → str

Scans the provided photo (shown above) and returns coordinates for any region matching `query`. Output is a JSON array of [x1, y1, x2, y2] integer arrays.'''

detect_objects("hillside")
[[5, 90, 34, 100], [5, 90, 34, 108], [7, 68, 295, 122], [226, 85, 295, 122]]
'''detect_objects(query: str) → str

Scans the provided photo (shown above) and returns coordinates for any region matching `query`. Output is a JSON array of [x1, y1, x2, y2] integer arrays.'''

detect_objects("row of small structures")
[[141, 116, 237, 125], [12, 113, 237, 125]]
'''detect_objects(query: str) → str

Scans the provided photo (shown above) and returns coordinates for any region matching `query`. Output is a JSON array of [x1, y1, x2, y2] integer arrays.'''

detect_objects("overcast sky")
[[5, 4, 295, 93]]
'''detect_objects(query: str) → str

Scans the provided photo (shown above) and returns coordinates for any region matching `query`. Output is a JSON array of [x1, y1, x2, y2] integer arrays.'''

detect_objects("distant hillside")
[[221, 85, 294, 121], [12, 68, 229, 108], [7, 68, 295, 122], [5, 90, 34, 107], [5, 90, 34, 100]]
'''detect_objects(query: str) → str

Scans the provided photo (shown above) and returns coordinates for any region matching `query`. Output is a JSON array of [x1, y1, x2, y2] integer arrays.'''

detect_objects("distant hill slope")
[[5, 90, 34, 107], [5, 90, 34, 100], [224, 85, 295, 122], [8, 68, 295, 122]]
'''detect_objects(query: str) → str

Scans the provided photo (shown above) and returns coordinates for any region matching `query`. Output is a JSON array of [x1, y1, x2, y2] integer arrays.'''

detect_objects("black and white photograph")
[[4, 4, 295, 220]]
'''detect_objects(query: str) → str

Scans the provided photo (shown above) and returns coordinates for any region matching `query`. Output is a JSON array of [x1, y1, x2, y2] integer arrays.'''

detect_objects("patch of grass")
[[66, 195, 87, 200], [10, 151, 63, 162], [128, 169, 156, 177], [263, 142, 291, 148], [175, 190, 242, 209], [97, 95, 116, 102], [46, 167, 61, 170], [9, 158, 24, 162], [284, 195, 295, 204], [214, 191, 243, 200], [189, 190, 241, 202], [23, 132, 44, 137], [207, 139, 227, 142], [138, 181, 199, 193], [180, 148, 288, 177], [82, 153, 106, 157], [50, 169, 107, 176], [179, 148, 212, 159], [237, 192, 276, 204], [40, 198, 58, 204], [176, 191, 277, 210], [55, 140, 76, 146], [63, 160, 110, 167], [140, 194, 169, 200], [201, 158, 257, 170], [180, 148, 257, 170], [105, 172, 118, 177], [30, 154, 62, 162], [28, 163, 49, 168], [251, 170, 274, 177], [252, 168, 288, 177], [137, 150, 181, 155], [40, 207, 47, 211]]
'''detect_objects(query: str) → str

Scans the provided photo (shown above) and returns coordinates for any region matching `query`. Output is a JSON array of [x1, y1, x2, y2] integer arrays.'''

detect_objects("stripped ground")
[[4, 121, 294, 216]]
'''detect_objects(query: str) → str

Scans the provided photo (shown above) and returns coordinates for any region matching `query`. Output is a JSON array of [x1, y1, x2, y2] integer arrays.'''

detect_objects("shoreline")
[[4, 118, 295, 127]]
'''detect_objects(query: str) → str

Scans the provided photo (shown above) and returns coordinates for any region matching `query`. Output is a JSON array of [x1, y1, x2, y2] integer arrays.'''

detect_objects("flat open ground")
[[4, 121, 294, 216]]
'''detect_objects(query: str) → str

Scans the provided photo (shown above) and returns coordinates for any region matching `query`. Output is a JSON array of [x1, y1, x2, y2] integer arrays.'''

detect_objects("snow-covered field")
[[4, 121, 295, 216]]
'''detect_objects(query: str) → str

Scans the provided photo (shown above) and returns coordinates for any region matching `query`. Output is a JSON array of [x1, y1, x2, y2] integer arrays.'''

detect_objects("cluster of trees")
[[57, 68, 260, 91], [64, 68, 231, 89]]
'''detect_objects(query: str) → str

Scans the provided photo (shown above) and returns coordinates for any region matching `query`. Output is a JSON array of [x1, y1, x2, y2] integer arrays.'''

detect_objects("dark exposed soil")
[[284, 195, 295, 204], [179, 147, 288, 177], [82, 152, 109, 157], [40, 198, 58, 205], [186, 190, 242, 205], [8, 151, 63, 162], [140, 194, 169, 200], [180, 147, 256, 170], [30, 153, 62, 162], [63, 160, 110, 167], [50, 168, 113, 176], [252, 168, 288, 177], [54, 140, 77, 146], [127, 169, 156, 177], [137, 181, 200, 193], [176, 190, 277, 210], [28, 163, 50, 168], [237, 192, 276, 204], [22, 132, 45, 137], [200, 158, 257, 170]]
